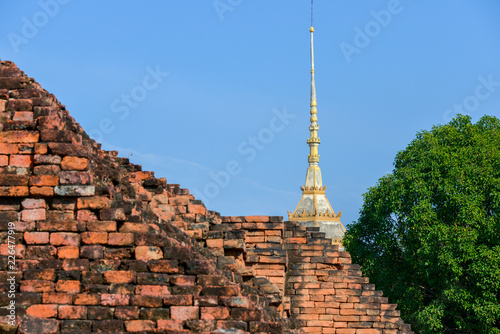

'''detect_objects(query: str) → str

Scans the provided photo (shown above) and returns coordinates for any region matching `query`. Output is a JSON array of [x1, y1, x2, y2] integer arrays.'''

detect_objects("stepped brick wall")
[[0, 60, 414, 334]]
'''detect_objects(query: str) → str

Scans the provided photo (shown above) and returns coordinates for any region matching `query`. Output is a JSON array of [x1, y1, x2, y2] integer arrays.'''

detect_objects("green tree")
[[344, 115, 500, 333]]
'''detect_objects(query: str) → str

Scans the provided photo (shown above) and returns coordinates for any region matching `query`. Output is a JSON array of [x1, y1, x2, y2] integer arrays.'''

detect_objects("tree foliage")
[[344, 115, 500, 333]]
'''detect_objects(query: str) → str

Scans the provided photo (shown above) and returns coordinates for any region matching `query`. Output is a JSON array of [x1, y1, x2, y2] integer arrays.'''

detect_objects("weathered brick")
[[0, 130, 39, 143], [24, 231, 49, 244], [37, 220, 84, 232], [135, 285, 170, 296], [22, 198, 45, 209], [200, 307, 230, 320], [0, 174, 29, 186], [50, 232, 80, 246], [21, 208, 46, 221], [59, 171, 92, 185], [157, 319, 183, 331], [86, 221, 116, 232], [34, 154, 61, 165], [26, 304, 58, 318], [81, 232, 107, 244], [29, 175, 58, 187], [54, 185, 95, 196], [80, 245, 103, 259], [99, 208, 126, 221], [73, 294, 100, 305], [114, 306, 140, 320], [18, 317, 59, 334], [103, 271, 136, 284], [0, 154, 8, 166], [30, 186, 54, 196], [57, 246, 80, 259], [20, 280, 55, 292], [130, 295, 162, 308], [76, 196, 110, 210], [164, 295, 193, 306], [148, 260, 179, 273], [135, 246, 163, 261], [170, 306, 199, 321], [10, 154, 33, 168], [56, 280, 80, 294], [106, 232, 134, 246], [0, 185, 29, 196], [100, 294, 130, 306], [42, 293, 73, 304], [124, 320, 156, 332], [60, 156, 88, 170], [58, 306, 87, 320]]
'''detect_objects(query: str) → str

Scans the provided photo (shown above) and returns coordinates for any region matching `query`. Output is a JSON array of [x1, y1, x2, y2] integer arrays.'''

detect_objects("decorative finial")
[[307, 17, 320, 166]]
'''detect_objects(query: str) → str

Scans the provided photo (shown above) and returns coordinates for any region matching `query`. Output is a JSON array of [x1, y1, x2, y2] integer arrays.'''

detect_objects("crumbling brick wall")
[[0, 60, 414, 333]]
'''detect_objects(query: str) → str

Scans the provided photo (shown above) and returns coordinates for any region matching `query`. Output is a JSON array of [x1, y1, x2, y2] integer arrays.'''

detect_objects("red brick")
[[124, 320, 156, 332], [0, 155, 8, 166], [37, 220, 82, 232], [29, 175, 59, 186], [0, 143, 19, 154], [164, 295, 193, 306], [56, 280, 80, 294], [21, 280, 55, 292], [114, 306, 140, 320], [77, 196, 110, 209], [157, 319, 183, 331], [245, 215, 270, 223], [60, 156, 88, 170], [81, 232, 108, 244], [10, 154, 33, 167], [168, 195, 190, 206], [50, 232, 80, 246], [76, 209, 96, 221], [135, 285, 170, 296], [0, 185, 29, 196], [26, 304, 58, 318], [148, 260, 179, 273], [30, 186, 54, 196], [206, 239, 223, 248], [42, 293, 73, 304], [86, 220, 116, 232], [200, 307, 230, 320], [118, 222, 149, 233], [101, 294, 130, 306], [135, 246, 163, 260], [74, 294, 100, 305], [24, 231, 49, 244], [170, 306, 199, 321], [0, 131, 39, 143], [170, 275, 196, 286], [22, 198, 46, 209], [58, 305, 87, 320], [35, 143, 48, 154], [103, 271, 136, 284], [0, 174, 28, 186], [100, 208, 126, 220], [57, 246, 79, 259], [21, 208, 46, 221], [107, 232, 134, 246], [130, 295, 162, 307], [13, 111, 33, 121], [187, 204, 206, 215]]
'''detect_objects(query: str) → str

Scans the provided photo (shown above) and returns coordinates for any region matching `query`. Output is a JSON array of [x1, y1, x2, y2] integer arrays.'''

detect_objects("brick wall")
[[0, 60, 413, 333]]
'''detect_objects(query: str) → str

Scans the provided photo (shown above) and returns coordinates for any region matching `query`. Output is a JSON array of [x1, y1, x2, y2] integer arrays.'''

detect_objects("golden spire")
[[307, 25, 320, 166], [288, 20, 346, 249]]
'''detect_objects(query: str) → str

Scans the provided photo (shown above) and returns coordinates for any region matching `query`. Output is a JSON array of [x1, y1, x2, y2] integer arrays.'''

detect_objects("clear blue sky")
[[2, 1, 500, 226]]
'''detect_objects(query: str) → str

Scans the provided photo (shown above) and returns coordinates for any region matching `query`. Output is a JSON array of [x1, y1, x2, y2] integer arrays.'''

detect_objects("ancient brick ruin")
[[0, 61, 414, 333]]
